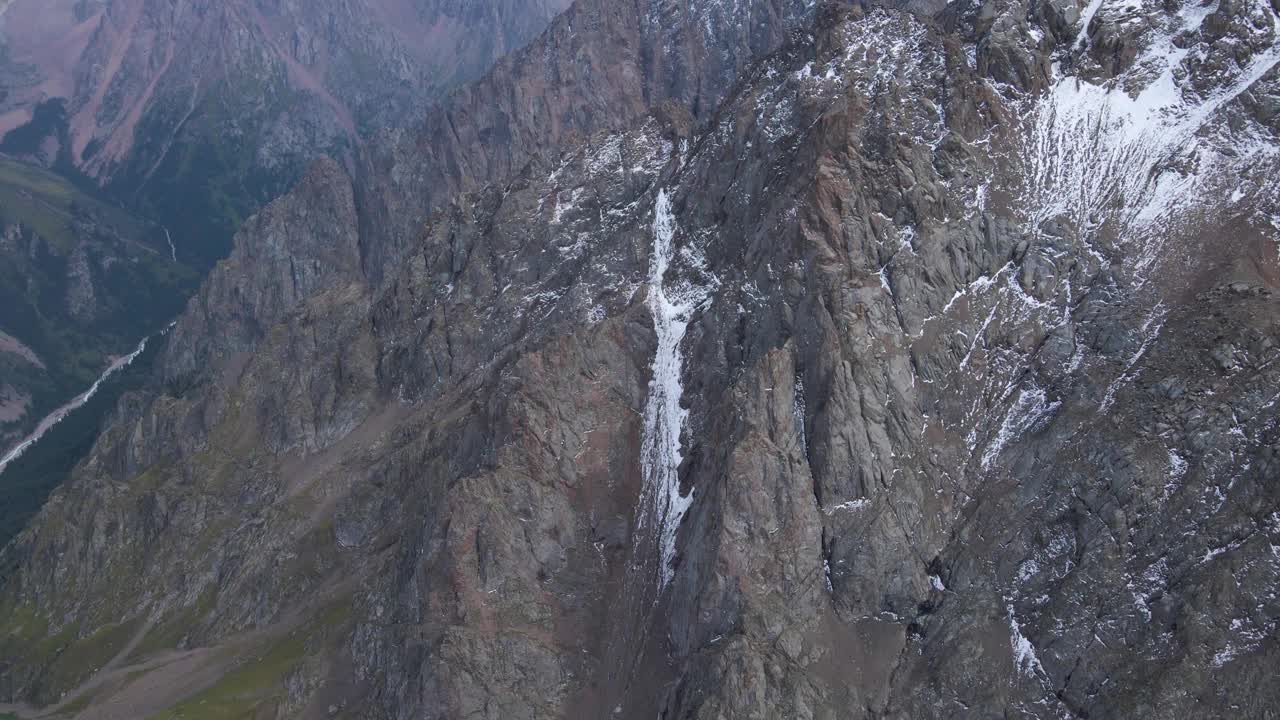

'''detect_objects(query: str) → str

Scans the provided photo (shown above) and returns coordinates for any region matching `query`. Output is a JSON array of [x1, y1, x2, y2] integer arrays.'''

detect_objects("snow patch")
[[982, 383, 1060, 470], [824, 499, 870, 515], [162, 226, 177, 262], [1072, 0, 1107, 52], [1007, 602, 1046, 677], [1099, 306, 1165, 413], [1026, 7, 1280, 281], [793, 374, 808, 458], [636, 189, 714, 591]]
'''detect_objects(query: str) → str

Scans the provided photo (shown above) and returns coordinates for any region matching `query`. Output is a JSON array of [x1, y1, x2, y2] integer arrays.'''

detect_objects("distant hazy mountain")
[[0, 0, 569, 267]]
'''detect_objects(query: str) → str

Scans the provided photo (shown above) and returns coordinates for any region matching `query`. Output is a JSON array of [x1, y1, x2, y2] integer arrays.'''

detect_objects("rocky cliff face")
[[2, 0, 1278, 717]]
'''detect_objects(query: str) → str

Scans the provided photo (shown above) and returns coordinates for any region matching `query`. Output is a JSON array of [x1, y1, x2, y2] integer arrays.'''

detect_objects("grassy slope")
[[146, 597, 353, 720]]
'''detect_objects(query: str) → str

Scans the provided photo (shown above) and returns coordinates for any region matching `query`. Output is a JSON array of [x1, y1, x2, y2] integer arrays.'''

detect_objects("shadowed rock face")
[[0, 157, 197, 489], [2, 0, 1279, 718]]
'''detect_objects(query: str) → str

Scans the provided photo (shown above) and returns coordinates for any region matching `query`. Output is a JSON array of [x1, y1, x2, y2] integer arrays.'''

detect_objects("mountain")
[[0, 155, 193, 468], [0, 0, 570, 267], [2, 0, 1279, 718], [0, 0, 570, 544]]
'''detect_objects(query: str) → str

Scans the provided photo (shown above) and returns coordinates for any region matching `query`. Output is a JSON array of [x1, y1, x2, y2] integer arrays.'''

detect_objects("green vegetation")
[[0, 595, 144, 706], [0, 153, 148, 252], [0, 601, 59, 658], [0, 324, 165, 547], [147, 596, 353, 720], [0, 63, 345, 557], [129, 587, 218, 662], [0, 601, 72, 701], [0, 154, 195, 387], [0, 156, 195, 364], [0, 65, 323, 274], [40, 618, 142, 698], [150, 639, 301, 719]]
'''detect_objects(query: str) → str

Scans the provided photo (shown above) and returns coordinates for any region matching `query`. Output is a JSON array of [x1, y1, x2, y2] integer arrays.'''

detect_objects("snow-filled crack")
[[634, 188, 713, 591]]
